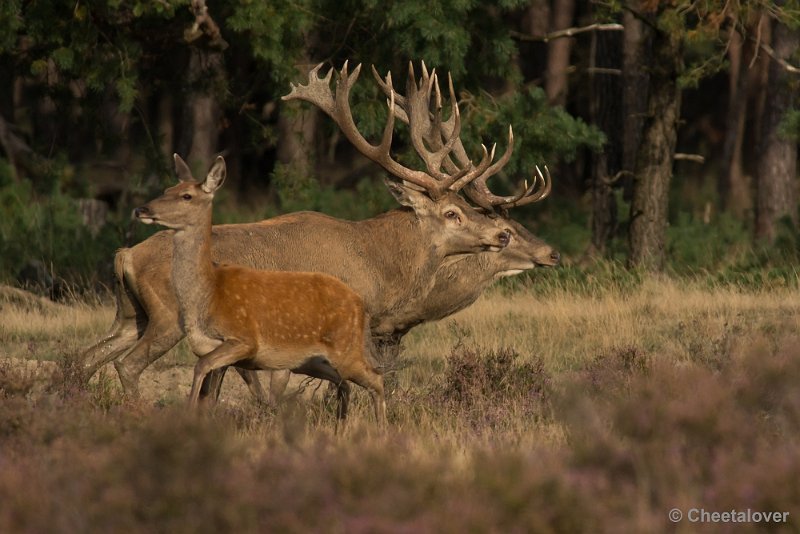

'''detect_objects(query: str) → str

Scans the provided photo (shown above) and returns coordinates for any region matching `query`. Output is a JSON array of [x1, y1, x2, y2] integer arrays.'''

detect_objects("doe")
[[134, 154, 385, 424]]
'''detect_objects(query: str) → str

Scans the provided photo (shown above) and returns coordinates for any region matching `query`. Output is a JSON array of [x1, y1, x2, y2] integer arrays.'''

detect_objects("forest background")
[[0, 0, 799, 292]]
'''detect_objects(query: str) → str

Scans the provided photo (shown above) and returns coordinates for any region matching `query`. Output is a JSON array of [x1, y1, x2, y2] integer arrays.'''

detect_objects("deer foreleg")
[[189, 341, 254, 407]]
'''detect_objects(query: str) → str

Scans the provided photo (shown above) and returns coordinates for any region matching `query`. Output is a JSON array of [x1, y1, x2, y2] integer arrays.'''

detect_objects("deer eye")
[[444, 210, 458, 219], [182, 194, 192, 201]]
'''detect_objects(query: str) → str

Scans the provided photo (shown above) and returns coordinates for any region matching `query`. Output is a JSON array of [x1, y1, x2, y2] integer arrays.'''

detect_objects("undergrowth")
[[1, 334, 799, 531]]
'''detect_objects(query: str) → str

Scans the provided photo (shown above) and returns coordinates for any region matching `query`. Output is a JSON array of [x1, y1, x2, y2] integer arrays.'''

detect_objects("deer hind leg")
[[347, 363, 386, 426], [113, 319, 183, 398], [268, 370, 291, 405], [81, 280, 148, 383], [189, 341, 255, 407], [80, 318, 140, 383], [199, 367, 269, 405], [290, 356, 350, 420], [235, 369, 270, 404], [199, 367, 228, 402]]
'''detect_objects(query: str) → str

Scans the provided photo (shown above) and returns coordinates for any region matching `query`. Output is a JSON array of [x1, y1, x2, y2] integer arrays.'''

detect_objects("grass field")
[[1, 278, 799, 532]]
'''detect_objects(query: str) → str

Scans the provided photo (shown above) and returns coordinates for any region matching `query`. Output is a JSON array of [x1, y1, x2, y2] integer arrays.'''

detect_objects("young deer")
[[134, 154, 385, 424]]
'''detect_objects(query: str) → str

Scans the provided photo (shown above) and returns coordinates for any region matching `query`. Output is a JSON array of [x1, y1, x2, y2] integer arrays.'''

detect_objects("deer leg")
[[234, 369, 270, 404], [335, 381, 351, 420], [348, 364, 386, 426], [189, 341, 255, 407], [199, 368, 269, 405], [199, 367, 228, 401], [82, 255, 147, 383], [290, 356, 349, 420], [81, 318, 140, 383], [268, 370, 292, 405], [113, 320, 183, 397]]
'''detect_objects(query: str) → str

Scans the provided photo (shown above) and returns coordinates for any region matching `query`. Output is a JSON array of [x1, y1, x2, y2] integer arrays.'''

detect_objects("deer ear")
[[385, 179, 430, 211], [202, 156, 226, 194], [174, 154, 194, 183]]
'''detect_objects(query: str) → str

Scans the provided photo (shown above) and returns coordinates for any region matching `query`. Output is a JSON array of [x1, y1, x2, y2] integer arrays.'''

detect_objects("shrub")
[[432, 344, 550, 429], [0, 179, 126, 290]]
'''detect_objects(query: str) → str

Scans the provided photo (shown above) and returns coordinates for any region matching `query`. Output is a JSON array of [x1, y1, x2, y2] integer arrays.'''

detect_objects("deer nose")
[[550, 250, 561, 264], [497, 230, 510, 247], [134, 206, 150, 218]]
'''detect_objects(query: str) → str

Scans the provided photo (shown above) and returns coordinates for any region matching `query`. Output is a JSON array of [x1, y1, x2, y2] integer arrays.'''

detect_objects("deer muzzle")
[[134, 206, 155, 224]]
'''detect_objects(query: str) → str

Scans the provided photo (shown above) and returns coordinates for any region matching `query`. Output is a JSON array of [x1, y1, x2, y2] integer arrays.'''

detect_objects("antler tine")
[[368, 62, 554, 209], [371, 65, 409, 122], [439, 73, 472, 171], [371, 64, 469, 181], [405, 65, 457, 185], [338, 60, 363, 93], [466, 160, 553, 210], [472, 125, 515, 188], [501, 165, 552, 208], [284, 61, 440, 195], [461, 125, 516, 207], [282, 62, 336, 115], [444, 141, 494, 192], [379, 89, 397, 153]]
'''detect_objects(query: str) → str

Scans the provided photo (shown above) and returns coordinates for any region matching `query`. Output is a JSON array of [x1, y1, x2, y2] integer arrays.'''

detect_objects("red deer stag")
[[81, 62, 514, 399], [249, 64, 561, 401], [134, 155, 385, 422]]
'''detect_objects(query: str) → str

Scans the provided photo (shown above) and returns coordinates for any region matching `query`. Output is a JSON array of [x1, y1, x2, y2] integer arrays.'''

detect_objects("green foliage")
[[271, 163, 398, 220], [667, 211, 751, 273], [0, 0, 23, 54], [307, 0, 528, 85], [3, 0, 189, 117], [460, 86, 605, 179], [226, 0, 317, 86], [0, 178, 125, 287], [779, 108, 800, 142]]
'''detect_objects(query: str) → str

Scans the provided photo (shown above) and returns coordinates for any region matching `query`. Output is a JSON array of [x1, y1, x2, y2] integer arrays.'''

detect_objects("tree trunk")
[[276, 107, 318, 182], [180, 48, 223, 174], [545, 0, 575, 106], [158, 93, 175, 161], [628, 24, 682, 271], [588, 28, 623, 256], [755, 16, 799, 242], [621, 10, 649, 202], [718, 29, 752, 218]]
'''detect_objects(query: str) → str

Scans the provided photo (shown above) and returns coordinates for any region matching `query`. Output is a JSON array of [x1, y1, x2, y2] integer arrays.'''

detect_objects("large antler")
[[283, 62, 489, 199], [371, 61, 552, 211]]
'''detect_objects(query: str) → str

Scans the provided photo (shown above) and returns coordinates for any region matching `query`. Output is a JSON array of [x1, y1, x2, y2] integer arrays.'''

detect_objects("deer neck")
[[170, 211, 216, 334], [367, 208, 446, 263], [359, 209, 448, 332]]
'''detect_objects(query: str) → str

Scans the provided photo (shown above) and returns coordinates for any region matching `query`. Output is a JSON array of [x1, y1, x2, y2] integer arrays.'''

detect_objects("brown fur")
[[82, 181, 516, 400], [134, 156, 385, 423]]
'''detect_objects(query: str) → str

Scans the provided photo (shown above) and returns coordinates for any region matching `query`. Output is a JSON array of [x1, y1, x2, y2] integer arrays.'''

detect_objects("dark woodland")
[[1, 0, 798, 289]]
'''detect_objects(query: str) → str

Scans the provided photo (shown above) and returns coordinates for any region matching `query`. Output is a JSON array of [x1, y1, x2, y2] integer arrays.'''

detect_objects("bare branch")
[[511, 23, 624, 43], [586, 67, 622, 76], [758, 40, 800, 74], [599, 170, 633, 186], [674, 153, 706, 164]]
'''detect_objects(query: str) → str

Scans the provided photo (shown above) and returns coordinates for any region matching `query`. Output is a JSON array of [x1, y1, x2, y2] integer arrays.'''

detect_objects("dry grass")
[[1, 279, 799, 532], [406, 277, 800, 374]]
